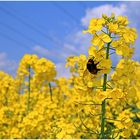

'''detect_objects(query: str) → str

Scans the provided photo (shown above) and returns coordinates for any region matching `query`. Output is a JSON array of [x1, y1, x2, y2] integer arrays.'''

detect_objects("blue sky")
[[0, 1, 140, 77]]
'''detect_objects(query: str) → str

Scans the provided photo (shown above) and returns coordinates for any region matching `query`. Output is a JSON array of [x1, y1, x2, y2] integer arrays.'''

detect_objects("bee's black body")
[[87, 59, 101, 74]]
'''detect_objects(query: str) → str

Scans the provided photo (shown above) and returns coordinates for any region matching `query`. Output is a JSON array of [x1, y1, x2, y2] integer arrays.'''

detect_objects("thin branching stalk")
[[48, 82, 53, 101], [100, 34, 111, 139]]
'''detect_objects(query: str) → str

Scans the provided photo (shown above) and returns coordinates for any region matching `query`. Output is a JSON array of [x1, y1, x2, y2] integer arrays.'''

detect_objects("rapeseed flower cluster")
[[0, 13, 140, 139]]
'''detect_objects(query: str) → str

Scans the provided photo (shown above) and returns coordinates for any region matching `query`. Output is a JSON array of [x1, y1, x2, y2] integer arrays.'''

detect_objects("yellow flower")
[[83, 18, 105, 34], [56, 131, 66, 139], [108, 88, 124, 99], [117, 16, 129, 26], [100, 59, 112, 69], [91, 33, 111, 48], [65, 56, 79, 68], [102, 14, 108, 19], [108, 22, 118, 33], [122, 28, 137, 43], [0, 13, 140, 139]]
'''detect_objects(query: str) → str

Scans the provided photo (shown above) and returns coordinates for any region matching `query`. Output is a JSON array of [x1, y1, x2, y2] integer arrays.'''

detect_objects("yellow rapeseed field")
[[0, 13, 140, 139]]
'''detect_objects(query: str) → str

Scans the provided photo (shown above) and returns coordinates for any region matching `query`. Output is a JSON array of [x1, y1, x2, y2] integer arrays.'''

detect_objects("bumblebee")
[[81, 58, 102, 85], [87, 58, 102, 75]]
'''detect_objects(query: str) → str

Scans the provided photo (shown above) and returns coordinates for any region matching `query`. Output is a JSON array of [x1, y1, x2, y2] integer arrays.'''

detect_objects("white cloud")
[[33, 45, 50, 57], [56, 62, 71, 78], [0, 52, 7, 68], [32, 44, 77, 62], [64, 30, 92, 57], [81, 4, 127, 27], [0, 52, 17, 75], [64, 44, 77, 52], [62, 43, 84, 58]]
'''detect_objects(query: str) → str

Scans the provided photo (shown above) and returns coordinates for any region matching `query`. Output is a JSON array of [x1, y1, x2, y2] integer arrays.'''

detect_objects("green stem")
[[48, 82, 53, 101], [27, 65, 31, 113], [100, 39, 111, 139], [100, 99, 106, 138]]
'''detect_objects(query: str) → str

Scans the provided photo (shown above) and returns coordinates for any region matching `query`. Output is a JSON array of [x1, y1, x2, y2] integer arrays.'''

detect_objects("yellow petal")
[[100, 33, 112, 43]]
